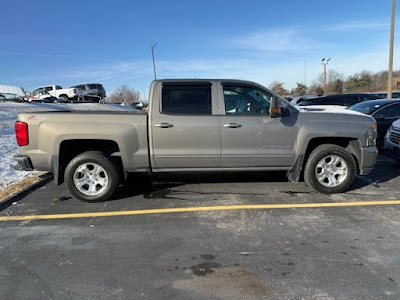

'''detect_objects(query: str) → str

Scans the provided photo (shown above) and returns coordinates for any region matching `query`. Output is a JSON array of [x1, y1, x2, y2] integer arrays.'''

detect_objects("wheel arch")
[[55, 139, 123, 185], [289, 137, 361, 182]]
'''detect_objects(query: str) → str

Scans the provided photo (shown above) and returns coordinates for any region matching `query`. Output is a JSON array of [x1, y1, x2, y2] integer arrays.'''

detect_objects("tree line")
[[269, 69, 400, 96]]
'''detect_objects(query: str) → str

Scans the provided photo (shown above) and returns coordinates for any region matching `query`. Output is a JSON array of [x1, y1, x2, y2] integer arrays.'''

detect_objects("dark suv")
[[299, 94, 383, 107], [71, 83, 106, 101]]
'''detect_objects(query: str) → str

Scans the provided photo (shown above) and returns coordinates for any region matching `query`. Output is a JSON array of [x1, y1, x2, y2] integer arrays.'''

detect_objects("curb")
[[0, 173, 53, 211]]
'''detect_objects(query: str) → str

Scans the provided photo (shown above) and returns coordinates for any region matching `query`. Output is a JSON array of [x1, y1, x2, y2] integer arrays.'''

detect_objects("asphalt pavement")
[[0, 155, 400, 299]]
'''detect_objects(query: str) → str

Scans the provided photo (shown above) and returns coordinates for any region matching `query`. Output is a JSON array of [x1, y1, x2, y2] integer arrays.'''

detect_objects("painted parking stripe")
[[1, 200, 400, 222]]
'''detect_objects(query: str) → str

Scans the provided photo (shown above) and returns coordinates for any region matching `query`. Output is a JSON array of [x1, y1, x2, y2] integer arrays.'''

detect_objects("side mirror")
[[270, 96, 281, 118], [374, 114, 384, 120]]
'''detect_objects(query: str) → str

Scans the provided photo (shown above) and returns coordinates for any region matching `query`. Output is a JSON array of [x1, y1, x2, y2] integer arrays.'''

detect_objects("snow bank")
[[0, 102, 137, 190]]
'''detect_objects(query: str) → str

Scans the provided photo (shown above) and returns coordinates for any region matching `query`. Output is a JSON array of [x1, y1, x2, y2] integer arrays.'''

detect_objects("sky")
[[0, 0, 399, 98]]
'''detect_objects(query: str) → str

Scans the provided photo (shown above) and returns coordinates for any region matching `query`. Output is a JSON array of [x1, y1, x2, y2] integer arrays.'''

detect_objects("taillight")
[[73, 88, 76, 93], [15, 121, 28, 146]]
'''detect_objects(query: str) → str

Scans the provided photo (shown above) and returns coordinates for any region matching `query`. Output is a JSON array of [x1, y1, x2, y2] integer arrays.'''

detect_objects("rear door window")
[[322, 96, 343, 105], [375, 103, 400, 118], [343, 95, 360, 107], [161, 85, 212, 115]]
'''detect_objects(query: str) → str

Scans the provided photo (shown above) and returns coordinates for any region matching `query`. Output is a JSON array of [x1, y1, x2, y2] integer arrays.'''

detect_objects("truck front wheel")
[[304, 144, 356, 194], [65, 151, 120, 202]]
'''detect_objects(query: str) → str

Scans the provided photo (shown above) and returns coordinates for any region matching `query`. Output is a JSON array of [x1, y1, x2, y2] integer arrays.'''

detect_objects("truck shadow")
[[113, 155, 400, 200], [113, 171, 288, 200]]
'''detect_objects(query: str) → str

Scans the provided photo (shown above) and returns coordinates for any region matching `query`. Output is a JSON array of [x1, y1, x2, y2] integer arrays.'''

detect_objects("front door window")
[[223, 85, 271, 115]]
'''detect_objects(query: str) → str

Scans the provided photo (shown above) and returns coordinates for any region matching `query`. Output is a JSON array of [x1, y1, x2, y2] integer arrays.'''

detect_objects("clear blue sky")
[[0, 0, 398, 97]]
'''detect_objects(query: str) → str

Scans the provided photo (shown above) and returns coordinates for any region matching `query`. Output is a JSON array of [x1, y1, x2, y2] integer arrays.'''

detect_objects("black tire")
[[304, 144, 356, 194], [64, 151, 120, 202], [59, 95, 69, 101]]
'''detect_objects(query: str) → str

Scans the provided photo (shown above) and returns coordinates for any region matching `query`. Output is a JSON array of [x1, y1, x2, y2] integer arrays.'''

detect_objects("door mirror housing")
[[270, 96, 281, 118]]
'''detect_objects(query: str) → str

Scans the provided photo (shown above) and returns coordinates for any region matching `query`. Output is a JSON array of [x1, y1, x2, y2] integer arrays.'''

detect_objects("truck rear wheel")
[[304, 144, 356, 194], [65, 151, 120, 202], [59, 95, 69, 101]]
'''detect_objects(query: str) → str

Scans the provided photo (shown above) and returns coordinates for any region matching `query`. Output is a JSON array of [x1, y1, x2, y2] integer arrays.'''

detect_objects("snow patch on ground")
[[0, 102, 137, 190]]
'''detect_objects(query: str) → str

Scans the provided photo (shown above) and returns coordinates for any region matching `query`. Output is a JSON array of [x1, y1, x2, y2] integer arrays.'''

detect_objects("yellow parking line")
[[1, 200, 400, 222]]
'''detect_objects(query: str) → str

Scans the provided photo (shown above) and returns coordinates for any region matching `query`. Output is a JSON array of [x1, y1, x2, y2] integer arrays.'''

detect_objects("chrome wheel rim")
[[73, 163, 108, 196], [315, 155, 348, 188]]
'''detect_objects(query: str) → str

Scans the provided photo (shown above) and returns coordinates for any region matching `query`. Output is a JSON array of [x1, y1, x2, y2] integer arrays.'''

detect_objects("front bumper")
[[384, 135, 400, 161], [359, 146, 378, 175], [14, 155, 34, 171]]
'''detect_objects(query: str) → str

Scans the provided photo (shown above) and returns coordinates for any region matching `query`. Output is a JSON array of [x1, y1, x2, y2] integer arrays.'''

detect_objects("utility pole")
[[388, 0, 396, 100], [140, 88, 147, 103], [322, 57, 331, 94], [151, 43, 158, 80]]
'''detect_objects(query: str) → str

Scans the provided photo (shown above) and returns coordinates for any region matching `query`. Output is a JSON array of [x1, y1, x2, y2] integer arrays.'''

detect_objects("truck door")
[[150, 82, 221, 169], [218, 83, 298, 168]]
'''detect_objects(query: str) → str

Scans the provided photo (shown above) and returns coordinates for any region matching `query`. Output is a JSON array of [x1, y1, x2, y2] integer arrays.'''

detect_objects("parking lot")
[[0, 154, 399, 299]]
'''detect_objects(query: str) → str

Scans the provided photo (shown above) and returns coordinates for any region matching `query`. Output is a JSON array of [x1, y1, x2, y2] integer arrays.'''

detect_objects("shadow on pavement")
[[112, 171, 288, 200]]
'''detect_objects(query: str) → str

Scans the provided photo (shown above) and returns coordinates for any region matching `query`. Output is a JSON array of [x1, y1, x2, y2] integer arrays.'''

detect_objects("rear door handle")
[[155, 123, 174, 128], [223, 123, 242, 128]]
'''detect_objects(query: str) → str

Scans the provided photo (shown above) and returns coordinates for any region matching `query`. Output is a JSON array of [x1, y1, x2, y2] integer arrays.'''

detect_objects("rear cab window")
[[161, 85, 212, 115]]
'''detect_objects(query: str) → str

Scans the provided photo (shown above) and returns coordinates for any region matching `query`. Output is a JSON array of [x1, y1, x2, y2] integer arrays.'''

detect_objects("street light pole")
[[140, 88, 147, 102], [322, 58, 331, 95], [388, 0, 396, 100], [151, 43, 158, 80]]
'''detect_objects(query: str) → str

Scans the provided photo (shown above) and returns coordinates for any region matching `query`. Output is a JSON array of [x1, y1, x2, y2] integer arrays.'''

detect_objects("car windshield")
[[348, 101, 383, 114]]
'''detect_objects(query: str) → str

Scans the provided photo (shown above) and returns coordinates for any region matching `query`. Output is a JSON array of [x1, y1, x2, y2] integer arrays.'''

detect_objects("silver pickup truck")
[[15, 79, 378, 202]]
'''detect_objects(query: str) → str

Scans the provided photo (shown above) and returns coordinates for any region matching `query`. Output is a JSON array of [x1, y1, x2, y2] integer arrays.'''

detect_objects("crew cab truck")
[[15, 79, 378, 202], [29, 85, 83, 102]]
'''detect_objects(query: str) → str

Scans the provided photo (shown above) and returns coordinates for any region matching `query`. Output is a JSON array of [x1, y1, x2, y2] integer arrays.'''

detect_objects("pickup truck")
[[15, 79, 378, 202], [28, 85, 83, 102]]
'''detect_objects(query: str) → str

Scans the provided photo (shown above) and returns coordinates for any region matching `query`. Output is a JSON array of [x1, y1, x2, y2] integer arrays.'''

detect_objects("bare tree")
[[269, 81, 288, 96], [310, 69, 344, 94], [107, 84, 141, 104]]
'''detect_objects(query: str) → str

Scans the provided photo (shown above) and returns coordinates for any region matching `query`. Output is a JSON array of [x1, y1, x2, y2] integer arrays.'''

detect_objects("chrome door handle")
[[223, 123, 242, 128], [155, 123, 174, 128]]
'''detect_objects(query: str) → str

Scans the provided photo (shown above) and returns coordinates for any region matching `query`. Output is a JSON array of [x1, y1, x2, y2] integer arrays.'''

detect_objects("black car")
[[299, 93, 383, 107], [376, 92, 400, 99], [349, 99, 400, 148], [71, 83, 106, 101]]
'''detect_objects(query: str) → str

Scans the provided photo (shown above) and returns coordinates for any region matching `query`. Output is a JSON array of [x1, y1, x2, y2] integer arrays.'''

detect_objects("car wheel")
[[59, 95, 68, 101], [304, 144, 356, 194], [65, 151, 120, 202]]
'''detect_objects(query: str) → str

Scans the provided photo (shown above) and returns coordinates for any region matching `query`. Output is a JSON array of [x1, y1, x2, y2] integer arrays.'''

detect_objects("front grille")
[[390, 131, 400, 144]]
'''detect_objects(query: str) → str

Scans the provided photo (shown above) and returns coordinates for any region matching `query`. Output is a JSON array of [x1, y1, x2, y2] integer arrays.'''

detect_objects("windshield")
[[348, 101, 383, 114]]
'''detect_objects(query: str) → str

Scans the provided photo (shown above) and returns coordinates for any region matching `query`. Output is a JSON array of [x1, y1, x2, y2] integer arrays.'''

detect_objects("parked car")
[[376, 92, 400, 99], [28, 85, 83, 102], [15, 79, 377, 202], [287, 94, 322, 105], [0, 85, 26, 101], [348, 99, 400, 148], [131, 101, 148, 110], [71, 83, 106, 101], [384, 118, 400, 161], [299, 94, 383, 107]]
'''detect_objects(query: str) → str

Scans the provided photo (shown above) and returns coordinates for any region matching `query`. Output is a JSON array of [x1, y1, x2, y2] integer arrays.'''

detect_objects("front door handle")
[[155, 123, 174, 128], [223, 123, 242, 128]]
